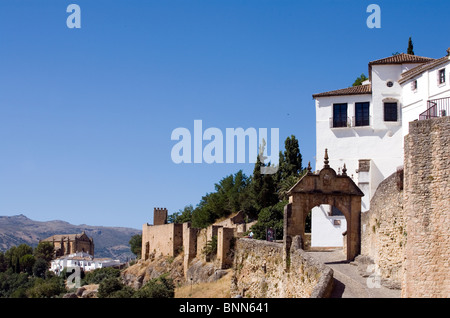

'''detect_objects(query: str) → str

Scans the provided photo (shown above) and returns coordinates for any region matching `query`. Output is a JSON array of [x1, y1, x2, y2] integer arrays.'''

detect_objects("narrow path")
[[305, 249, 401, 298]]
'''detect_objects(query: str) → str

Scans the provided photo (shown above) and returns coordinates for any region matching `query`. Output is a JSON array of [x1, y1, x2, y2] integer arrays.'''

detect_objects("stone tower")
[[154, 207, 168, 225]]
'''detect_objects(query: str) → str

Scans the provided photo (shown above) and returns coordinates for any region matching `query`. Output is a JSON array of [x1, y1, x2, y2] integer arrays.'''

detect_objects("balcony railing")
[[419, 97, 450, 120], [329, 116, 372, 128], [329, 117, 351, 128], [352, 116, 371, 127]]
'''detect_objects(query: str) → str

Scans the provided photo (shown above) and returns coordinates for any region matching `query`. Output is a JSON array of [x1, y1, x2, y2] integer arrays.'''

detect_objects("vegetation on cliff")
[[168, 135, 306, 240]]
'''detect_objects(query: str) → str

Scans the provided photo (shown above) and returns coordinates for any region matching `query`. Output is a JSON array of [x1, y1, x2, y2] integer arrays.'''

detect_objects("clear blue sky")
[[0, 0, 449, 229]]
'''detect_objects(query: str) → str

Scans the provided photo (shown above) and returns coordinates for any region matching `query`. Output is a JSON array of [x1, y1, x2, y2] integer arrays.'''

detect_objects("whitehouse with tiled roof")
[[310, 48, 449, 249]]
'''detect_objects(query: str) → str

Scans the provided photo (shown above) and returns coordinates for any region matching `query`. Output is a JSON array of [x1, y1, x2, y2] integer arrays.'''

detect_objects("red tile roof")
[[399, 55, 450, 84], [368, 53, 434, 66], [312, 84, 372, 99]]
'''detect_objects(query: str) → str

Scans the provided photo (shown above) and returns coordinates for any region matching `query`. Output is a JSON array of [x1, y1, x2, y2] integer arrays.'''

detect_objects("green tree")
[[407, 37, 414, 55], [277, 174, 301, 201], [34, 242, 54, 263], [279, 135, 303, 180], [168, 205, 194, 224], [191, 170, 250, 228], [352, 73, 368, 86], [19, 254, 35, 275], [5, 244, 33, 273], [26, 276, 66, 298], [250, 201, 286, 240], [129, 234, 142, 259], [32, 258, 49, 279], [97, 277, 124, 298], [247, 156, 278, 215], [133, 275, 175, 298], [0, 252, 7, 272], [81, 266, 120, 286]]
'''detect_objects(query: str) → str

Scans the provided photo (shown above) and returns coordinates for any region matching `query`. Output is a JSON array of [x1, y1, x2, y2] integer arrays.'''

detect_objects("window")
[[384, 102, 398, 121], [411, 80, 417, 91], [333, 103, 348, 127], [386, 81, 394, 87], [438, 68, 446, 84], [355, 102, 370, 126], [328, 206, 343, 216]]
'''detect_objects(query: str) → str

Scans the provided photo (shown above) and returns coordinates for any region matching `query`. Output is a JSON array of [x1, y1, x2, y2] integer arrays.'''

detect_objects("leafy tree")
[[19, 254, 35, 275], [26, 276, 66, 298], [32, 258, 49, 279], [352, 73, 368, 86], [279, 135, 303, 181], [407, 37, 414, 55], [81, 266, 120, 286], [168, 205, 194, 224], [0, 270, 32, 298], [250, 201, 286, 240], [97, 277, 125, 298], [247, 156, 278, 215], [277, 174, 301, 201], [0, 252, 7, 272], [5, 244, 33, 273], [133, 275, 175, 298], [191, 170, 250, 228], [34, 242, 54, 263], [129, 234, 142, 259]]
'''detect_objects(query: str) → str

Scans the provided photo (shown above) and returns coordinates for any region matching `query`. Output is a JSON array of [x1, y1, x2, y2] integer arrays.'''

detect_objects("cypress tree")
[[407, 37, 414, 55]]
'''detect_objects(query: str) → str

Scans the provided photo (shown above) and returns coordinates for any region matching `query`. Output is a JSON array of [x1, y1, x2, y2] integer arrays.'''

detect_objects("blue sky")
[[0, 0, 449, 229]]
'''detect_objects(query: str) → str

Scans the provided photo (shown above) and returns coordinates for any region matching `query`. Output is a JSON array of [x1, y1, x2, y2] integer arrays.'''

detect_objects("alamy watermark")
[[171, 120, 279, 174], [366, 4, 381, 29], [366, 264, 382, 289]]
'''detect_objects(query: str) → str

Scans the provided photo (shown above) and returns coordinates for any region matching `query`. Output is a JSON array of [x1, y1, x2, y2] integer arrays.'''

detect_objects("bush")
[[82, 267, 120, 286], [251, 201, 286, 240], [26, 276, 66, 298], [133, 275, 174, 298], [97, 277, 124, 298]]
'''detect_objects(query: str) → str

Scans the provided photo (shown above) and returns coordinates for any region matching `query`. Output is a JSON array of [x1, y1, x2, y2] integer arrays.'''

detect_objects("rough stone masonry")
[[402, 116, 450, 297]]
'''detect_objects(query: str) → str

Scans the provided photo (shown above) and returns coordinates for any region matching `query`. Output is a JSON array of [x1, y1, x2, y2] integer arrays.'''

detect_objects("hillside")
[[0, 214, 141, 262]]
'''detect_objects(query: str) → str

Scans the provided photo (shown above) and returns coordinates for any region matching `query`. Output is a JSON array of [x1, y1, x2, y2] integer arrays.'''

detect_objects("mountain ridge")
[[0, 214, 141, 262]]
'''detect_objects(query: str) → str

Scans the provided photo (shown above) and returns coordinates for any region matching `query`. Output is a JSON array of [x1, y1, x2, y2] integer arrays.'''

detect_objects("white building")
[[50, 252, 122, 275], [310, 48, 450, 248]]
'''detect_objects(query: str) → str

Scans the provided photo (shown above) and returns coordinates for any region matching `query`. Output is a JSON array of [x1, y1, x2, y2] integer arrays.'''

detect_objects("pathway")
[[305, 249, 401, 298]]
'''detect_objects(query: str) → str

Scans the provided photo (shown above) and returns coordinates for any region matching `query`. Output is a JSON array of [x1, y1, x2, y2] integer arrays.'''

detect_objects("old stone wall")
[[231, 237, 333, 298], [402, 116, 450, 298], [360, 170, 405, 288], [141, 223, 183, 258]]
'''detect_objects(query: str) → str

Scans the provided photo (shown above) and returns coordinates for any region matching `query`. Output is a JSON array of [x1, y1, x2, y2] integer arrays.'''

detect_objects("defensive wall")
[[231, 236, 334, 298], [361, 116, 450, 297], [402, 116, 450, 297]]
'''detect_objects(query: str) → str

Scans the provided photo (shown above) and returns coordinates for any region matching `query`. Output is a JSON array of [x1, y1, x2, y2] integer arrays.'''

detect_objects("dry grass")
[[175, 270, 232, 298]]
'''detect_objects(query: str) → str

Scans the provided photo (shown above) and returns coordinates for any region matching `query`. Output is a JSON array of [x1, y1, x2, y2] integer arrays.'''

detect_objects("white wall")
[[401, 58, 450, 136], [311, 205, 346, 247], [312, 63, 412, 248]]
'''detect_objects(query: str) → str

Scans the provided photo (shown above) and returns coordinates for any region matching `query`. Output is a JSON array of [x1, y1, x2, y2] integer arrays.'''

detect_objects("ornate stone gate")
[[283, 150, 364, 261]]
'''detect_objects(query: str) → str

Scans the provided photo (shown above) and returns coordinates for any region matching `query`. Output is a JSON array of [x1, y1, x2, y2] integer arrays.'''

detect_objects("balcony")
[[329, 117, 351, 128], [352, 116, 371, 127], [329, 116, 372, 128], [419, 97, 450, 120]]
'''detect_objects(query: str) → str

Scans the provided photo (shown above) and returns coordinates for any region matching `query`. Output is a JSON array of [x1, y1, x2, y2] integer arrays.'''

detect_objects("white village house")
[[50, 252, 122, 275], [310, 48, 450, 248]]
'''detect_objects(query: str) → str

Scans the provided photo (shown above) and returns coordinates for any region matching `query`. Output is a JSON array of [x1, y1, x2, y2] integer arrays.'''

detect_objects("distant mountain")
[[0, 214, 141, 262]]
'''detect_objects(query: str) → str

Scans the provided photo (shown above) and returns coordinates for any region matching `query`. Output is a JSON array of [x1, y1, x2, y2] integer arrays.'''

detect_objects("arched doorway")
[[283, 149, 364, 261]]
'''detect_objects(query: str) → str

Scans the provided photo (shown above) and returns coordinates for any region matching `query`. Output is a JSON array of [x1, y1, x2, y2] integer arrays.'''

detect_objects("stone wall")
[[402, 117, 450, 297], [360, 170, 405, 288], [141, 223, 183, 258], [231, 237, 333, 298]]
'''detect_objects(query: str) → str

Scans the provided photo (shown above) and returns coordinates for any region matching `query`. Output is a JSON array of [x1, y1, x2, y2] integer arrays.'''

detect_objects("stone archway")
[[283, 149, 364, 261]]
